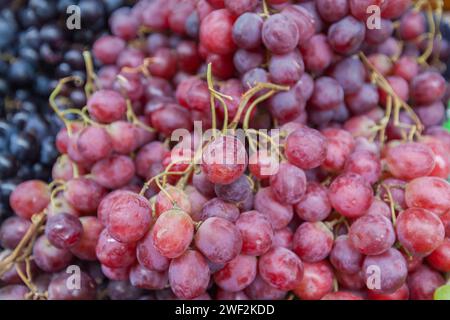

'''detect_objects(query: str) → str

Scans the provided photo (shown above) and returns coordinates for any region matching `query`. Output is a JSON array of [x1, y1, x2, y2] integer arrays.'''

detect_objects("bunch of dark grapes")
[[0, 0, 450, 301], [0, 0, 127, 222]]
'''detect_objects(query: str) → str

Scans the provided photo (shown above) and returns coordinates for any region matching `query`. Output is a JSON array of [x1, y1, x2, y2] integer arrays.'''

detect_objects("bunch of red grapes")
[[0, 0, 449, 301]]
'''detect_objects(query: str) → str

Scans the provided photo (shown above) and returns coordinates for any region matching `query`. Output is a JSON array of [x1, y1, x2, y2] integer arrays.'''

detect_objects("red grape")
[[236, 210, 273, 256], [70, 217, 103, 261], [96, 229, 136, 268], [254, 187, 294, 230], [10, 180, 50, 220], [404, 176, 450, 215], [262, 14, 299, 55], [45, 213, 83, 249], [87, 89, 127, 124], [214, 254, 257, 292], [293, 260, 334, 300], [408, 265, 445, 300], [270, 162, 307, 205], [137, 228, 170, 272], [293, 222, 334, 262], [330, 235, 363, 274]]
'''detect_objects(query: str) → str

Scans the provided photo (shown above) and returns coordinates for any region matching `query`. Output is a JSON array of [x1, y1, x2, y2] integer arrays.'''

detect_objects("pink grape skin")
[[327, 16, 365, 55], [365, 19, 393, 45], [441, 210, 450, 237], [393, 56, 419, 82], [269, 88, 305, 123], [366, 198, 391, 219], [330, 57, 366, 95], [96, 229, 136, 268], [362, 248, 407, 294], [76, 126, 113, 162], [295, 73, 314, 101], [200, 198, 240, 222], [395, 208, 445, 256], [51, 155, 85, 182], [64, 178, 107, 214], [321, 128, 355, 172], [268, 50, 304, 86], [408, 265, 445, 300], [200, 9, 236, 55], [322, 291, 363, 300], [195, 217, 242, 264], [315, 0, 348, 23], [150, 103, 193, 136], [231, 12, 263, 49], [410, 71, 447, 105], [382, 0, 411, 19], [87, 89, 127, 124], [10, 180, 50, 220], [336, 270, 365, 290], [272, 227, 293, 250], [233, 49, 264, 74], [201, 135, 247, 185], [404, 177, 450, 216], [350, 0, 387, 20], [91, 155, 136, 189], [129, 264, 168, 290], [93, 35, 126, 65], [152, 209, 194, 259], [107, 121, 140, 155], [70, 217, 103, 261], [0, 285, 28, 300], [300, 34, 333, 73], [415, 101, 446, 128], [254, 187, 294, 230], [101, 265, 130, 281], [379, 178, 407, 210], [107, 191, 152, 244], [248, 150, 279, 180], [214, 254, 257, 292], [107, 280, 143, 300], [155, 186, 192, 218], [214, 175, 252, 204], [346, 85, 379, 116], [294, 182, 331, 222], [45, 213, 83, 249], [33, 235, 73, 273], [328, 173, 374, 219], [344, 150, 381, 185], [368, 284, 410, 300], [349, 214, 395, 256], [236, 211, 273, 256], [47, 271, 96, 300], [281, 5, 315, 43], [192, 170, 216, 198], [270, 162, 307, 205], [310, 77, 344, 111], [399, 10, 426, 40], [244, 275, 287, 300], [169, 250, 211, 299], [0, 216, 31, 249], [293, 261, 334, 300], [185, 186, 208, 221], [216, 290, 249, 300], [137, 228, 170, 272], [426, 238, 450, 272], [285, 127, 327, 170], [262, 13, 299, 55], [135, 141, 168, 180], [258, 247, 304, 291], [330, 235, 363, 274], [293, 222, 333, 262]]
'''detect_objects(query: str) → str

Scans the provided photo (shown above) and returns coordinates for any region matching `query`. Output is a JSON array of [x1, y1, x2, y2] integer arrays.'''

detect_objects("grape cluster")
[[0, 0, 450, 301], [0, 0, 125, 222]]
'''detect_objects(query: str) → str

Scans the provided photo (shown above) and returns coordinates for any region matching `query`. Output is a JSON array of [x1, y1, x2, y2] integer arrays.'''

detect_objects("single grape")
[[0, 216, 31, 249], [316, 0, 348, 22], [396, 208, 445, 256], [48, 271, 96, 300], [285, 127, 327, 170], [426, 238, 450, 272], [152, 209, 194, 259], [236, 210, 273, 256], [310, 77, 344, 111], [408, 265, 445, 300], [107, 191, 152, 243], [231, 12, 263, 49], [215, 175, 252, 204], [262, 14, 299, 55], [195, 217, 242, 264], [76, 126, 113, 162], [10, 180, 50, 220], [293, 261, 334, 300], [268, 50, 304, 86], [300, 34, 333, 73], [91, 155, 136, 189], [70, 217, 103, 261], [362, 248, 407, 294], [214, 254, 257, 292], [45, 213, 83, 249], [137, 228, 170, 272], [330, 235, 363, 274], [129, 264, 168, 290], [200, 9, 236, 55], [96, 229, 136, 268], [349, 214, 395, 256], [87, 89, 127, 124], [101, 265, 130, 281], [64, 177, 107, 214], [404, 177, 450, 215], [327, 16, 365, 55], [368, 283, 410, 300], [248, 150, 279, 180], [293, 222, 333, 262], [258, 247, 304, 291], [330, 57, 366, 95], [155, 185, 192, 217], [328, 173, 373, 218], [254, 187, 294, 230], [169, 250, 210, 299], [411, 71, 446, 105], [33, 235, 73, 273]]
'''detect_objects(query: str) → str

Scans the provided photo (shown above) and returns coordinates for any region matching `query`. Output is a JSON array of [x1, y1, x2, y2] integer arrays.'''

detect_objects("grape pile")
[[0, 0, 449, 301], [0, 0, 125, 222]]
